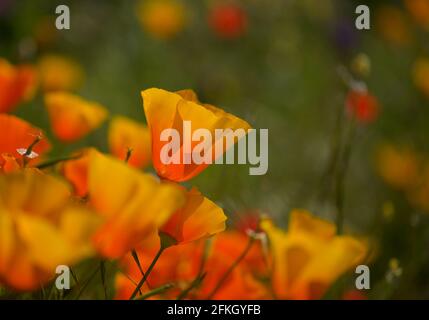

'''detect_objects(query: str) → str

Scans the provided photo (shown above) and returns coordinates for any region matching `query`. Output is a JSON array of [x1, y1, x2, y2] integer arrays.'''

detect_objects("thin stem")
[[131, 250, 145, 276], [335, 119, 357, 234], [177, 273, 206, 300], [74, 265, 100, 299], [207, 236, 255, 299], [125, 148, 133, 163], [137, 283, 174, 300], [100, 260, 108, 299], [23, 136, 41, 167], [129, 246, 165, 300], [37, 154, 82, 169]]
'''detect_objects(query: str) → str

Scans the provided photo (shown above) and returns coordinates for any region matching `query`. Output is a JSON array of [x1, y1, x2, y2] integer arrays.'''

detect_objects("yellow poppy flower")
[[161, 187, 227, 244], [108, 115, 151, 168], [44, 92, 108, 142], [261, 210, 368, 299], [142, 88, 251, 182], [87, 150, 186, 258], [0, 169, 100, 291]]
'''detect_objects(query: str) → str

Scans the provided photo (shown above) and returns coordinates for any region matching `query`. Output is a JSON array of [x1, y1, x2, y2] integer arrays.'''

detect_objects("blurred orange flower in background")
[[0, 58, 37, 113], [412, 57, 429, 99], [136, 0, 186, 39], [0, 114, 51, 172], [108, 116, 151, 168], [404, 0, 429, 30], [37, 55, 84, 92], [86, 151, 186, 259], [142, 88, 251, 182], [376, 5, 412, 47], [261, 210, 368, 300], [44, 92, 108, 142], [375, 144, 420, 191], [0, 170, 100, 291]]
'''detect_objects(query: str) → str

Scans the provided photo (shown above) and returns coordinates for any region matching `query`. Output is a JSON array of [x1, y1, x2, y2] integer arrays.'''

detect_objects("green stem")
[[131, 249, 145, 276], [137, 283, 174, 300], [129, 246, 165, 300], [177, 273, 206, 300], [335, 119, 357, 234], [100, 260, 108, 299], [74, 265, 100, 299], [207, 236, 255, 299], [37, 154, 82, 169]]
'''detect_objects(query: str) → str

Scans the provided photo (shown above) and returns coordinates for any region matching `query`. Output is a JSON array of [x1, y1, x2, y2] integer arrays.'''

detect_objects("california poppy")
[[404, 0, 429, 30], [86, 150, 186, 259], [376, 5, 412, 46], [375, 144, 420, 191], [161, 187, 227, 244], [197, 231, 270, 300], [115, 231, 268, 300], [0, 58, 37, 113], [136, 0, 186, 39], [142, 88, 251, 182], [0, 114, 51, 172], [0, 169, 100, 291], [412, 58, 429, 99], [37, 55, 84, 92], [261, 210, 368, 299], [108, 115, 151, 168], [44, 92, 108, 142], [61, 148, 92, 197], [115, 239, 200, 299]]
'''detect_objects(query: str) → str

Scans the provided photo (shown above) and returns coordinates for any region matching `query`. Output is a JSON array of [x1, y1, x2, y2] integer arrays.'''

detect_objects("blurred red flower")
[[209, 4, 248, 39]]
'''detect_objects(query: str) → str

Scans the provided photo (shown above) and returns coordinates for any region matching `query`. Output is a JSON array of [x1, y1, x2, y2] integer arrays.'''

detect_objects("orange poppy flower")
[[197, 231, 270, 300], [37, 55, 84, 92], [115, 231, 268, 300], [44, 92, 108, 142], [404, 0, 429, 30], [0, 169, 100, 291], [142, 88, 251, 182], [86, 150, 186, 259], [61, 148, 92, 197], [261, 210, 368, 300], [376, 5, 412, 47], [0, 58, 37, 113], [413, 57, 429, 99], [108, 116, 151, 168], [0, 114, 51, 172], [115, 239, 200, 299], [136, 0, 186, 39], [161, 187, 227, 244], [375, 144, 420, 191]]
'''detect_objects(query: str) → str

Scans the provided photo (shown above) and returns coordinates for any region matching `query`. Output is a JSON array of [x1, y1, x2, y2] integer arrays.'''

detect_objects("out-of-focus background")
[[2, 0, 429, 298]]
